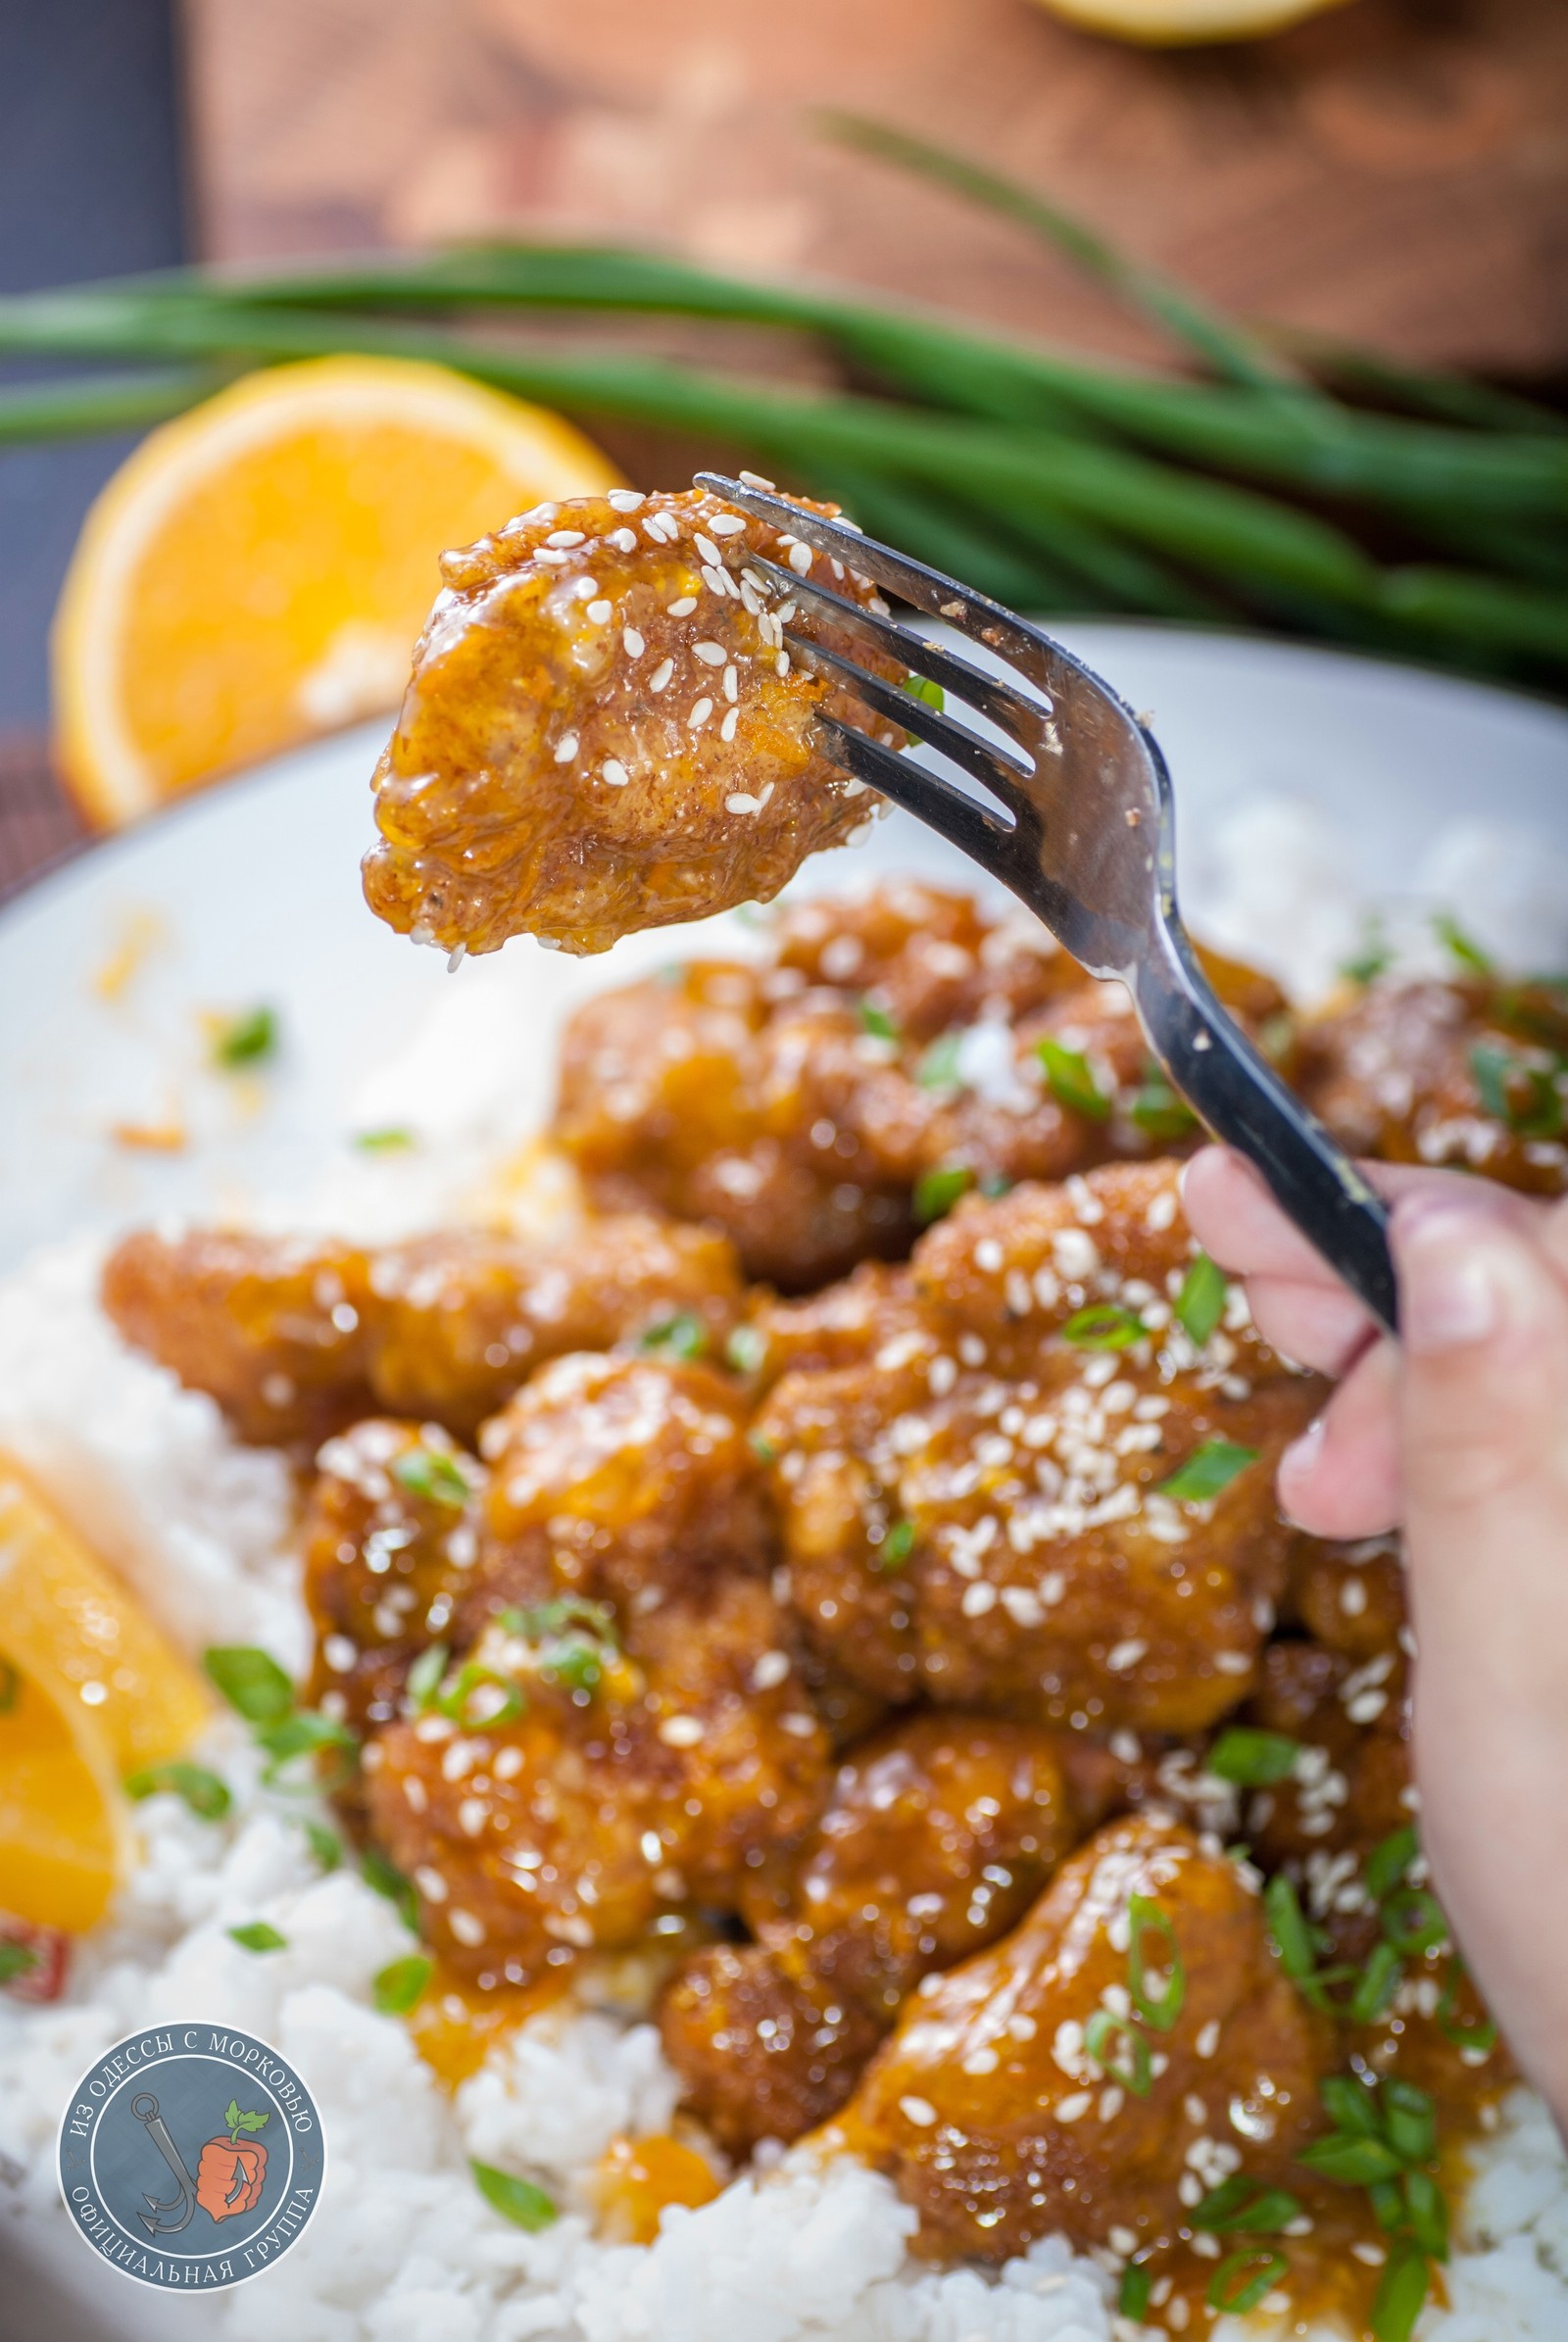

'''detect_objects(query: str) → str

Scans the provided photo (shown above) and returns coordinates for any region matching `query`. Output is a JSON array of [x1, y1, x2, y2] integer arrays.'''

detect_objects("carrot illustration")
[[195, 2099, 270, 2219]]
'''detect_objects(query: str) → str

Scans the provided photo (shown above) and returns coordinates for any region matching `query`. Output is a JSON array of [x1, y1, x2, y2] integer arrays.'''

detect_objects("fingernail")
[[1394, 1204, 1521, 1356], [1277, 1415, 1324, 1524]]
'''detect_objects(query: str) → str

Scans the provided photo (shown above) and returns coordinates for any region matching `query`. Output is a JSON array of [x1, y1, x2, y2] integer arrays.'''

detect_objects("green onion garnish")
[[354, 1127, 416, 1151], [405, 1641, 451, 1711], [724, 1324, 768, 1376], [1126, 1893, 1184, 2031], [1157, 1439, 1258, 1503], [1371, 2241, 1432, 2342], [639, 1310, 708, 1361], [1341, 923, 1392, 986], [255, 1707, 360, 1789], [1298, 2131, 1406, 2185], [124, 1760, 231, 1821], [1433, 912, 1494, 976], [213, 1004, 278, 1069], [1264, 1874, 1320, 1981], [1206, 1728, 1299, 1786], [0, 1943, 40, 1984], [372, 1953, 434, 2016], [1192, 2176, 1302, 2234], [1205, 2248, 1288, 2317], [227, 1921, 287, 1953], [749, 1430, 778, 1466], [1061, 1301, 1146, 1350], [304, 1820, 342, 1872], [1083, 2009, 1152, 2097], [360, 1846, 419, 1932], [1129, 1068, 1197, 1142], [1174, 1253, 1227, 1346], [1117, 2264, 1152, 2322], [1381, 1887, 1448, 1958], [1363, 1826, 1419, 1902], [876, 1518, 917, 1570], [436, 1661, 526, 1732], [203, 1644, 294, 1725], [858, 997, 900, 1042], [392, 1446, 470, 1507], [901, 673, 946, 711], [916, 1031, 964, 1091], [1348, 1939, 1403, 2025], [1037, 1036, 1111, 1121], [1469, 1043, 1564, 1138], [1400, 2168, 1448, 2262], [913, 1163, 973, 1223], [1380, 2080, 1437, 2169], [470, 2160, 558, 2232], [1436, 1954, 1498, 2054]]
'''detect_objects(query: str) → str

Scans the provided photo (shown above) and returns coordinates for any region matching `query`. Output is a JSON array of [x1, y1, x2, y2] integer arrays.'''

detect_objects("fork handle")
[[1133, 926, 1398, 1338]]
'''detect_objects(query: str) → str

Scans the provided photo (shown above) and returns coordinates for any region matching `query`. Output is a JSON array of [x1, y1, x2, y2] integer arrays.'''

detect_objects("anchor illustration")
[[129, 2093, 199, 2235]]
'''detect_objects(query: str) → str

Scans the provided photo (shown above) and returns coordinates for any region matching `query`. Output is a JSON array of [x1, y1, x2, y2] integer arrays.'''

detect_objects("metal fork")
[[697, 469, 1396, 1334]]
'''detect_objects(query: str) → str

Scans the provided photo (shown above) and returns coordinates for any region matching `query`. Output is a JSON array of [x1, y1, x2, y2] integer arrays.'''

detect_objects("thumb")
[[1390, 1191, 1568, 2116]]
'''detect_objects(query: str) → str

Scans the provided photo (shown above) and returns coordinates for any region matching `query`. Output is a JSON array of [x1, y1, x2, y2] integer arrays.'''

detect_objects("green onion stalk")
[[0, 120, 1562, 692]]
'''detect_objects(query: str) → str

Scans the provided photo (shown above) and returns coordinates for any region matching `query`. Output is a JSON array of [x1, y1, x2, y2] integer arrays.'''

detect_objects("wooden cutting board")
[[183, 0, 1567, 378]]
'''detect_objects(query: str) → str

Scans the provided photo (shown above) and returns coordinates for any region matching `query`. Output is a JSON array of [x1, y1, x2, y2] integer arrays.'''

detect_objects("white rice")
[[5, 810, 1568, 2337]]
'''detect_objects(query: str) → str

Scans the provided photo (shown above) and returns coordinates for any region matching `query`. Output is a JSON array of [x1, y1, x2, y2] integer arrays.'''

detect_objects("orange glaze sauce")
[[406, 1955, 575, 2088], [591, 2132, 725, 2243]]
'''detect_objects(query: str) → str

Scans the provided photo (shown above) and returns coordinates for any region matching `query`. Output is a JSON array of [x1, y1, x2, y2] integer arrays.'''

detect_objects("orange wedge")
[[1031, 0, 1352, 37], [52, 356, 625, 826], [0, 1454, 211, 1930]]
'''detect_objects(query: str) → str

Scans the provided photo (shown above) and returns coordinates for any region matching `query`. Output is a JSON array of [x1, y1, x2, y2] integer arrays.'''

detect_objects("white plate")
[[3, 621, 1567, 1275], [3, 623, 1568, 2341]]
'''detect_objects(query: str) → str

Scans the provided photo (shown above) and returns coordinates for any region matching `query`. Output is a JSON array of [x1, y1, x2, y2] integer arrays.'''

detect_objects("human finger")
[[1274, 1339, 1402, 1537]]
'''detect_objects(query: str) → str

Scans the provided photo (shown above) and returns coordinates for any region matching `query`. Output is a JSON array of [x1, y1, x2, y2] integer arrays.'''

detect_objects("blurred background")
[[2, 0, 1564, 894]]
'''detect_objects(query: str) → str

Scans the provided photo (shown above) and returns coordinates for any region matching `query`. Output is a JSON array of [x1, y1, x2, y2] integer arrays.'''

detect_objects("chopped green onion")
[[502, 1594, 618, 1647], [1157, 1439, 1258, 1503], [1341, 923, 1392, 986], [1264, 1875, 1319, 1981], [1036, 1036, 1111, 1121], [1468, 1043, 1564, 1138], [1126, 1893, 1185, 2030], [916, 1031, 964, 1091], [304, 1819, 342, 1872], [749, 1430, 778, 1466], [858, 997, 900, 1041], [1083, 2008, 1152, 2097], [1363, 1827, 1420, 1903], [227, 1921, 287, 1953], [372, 1952, 434, 2016], [1298, 2132, 1406, 2185], [1381, 2079, 1437, 2168], [1436, 1955, 1498, 2054], [638, 1310, 708, 1361], [203, 1644, 295, 1725], [913, 1163, 973, 1223], [0, 1943, 40, 1983], [361, 1846, 420, 1931], [1206, 1728, 1299, 1786], [902, 673, 946, 711], [724, 1324, 768, 1376], [255, 1707, 360, 1788], [124, 1760, 231, 1821], [1400, 2169, 1449, 2262], [437, 1661, 526, 1732], [1433, 912, 1494, 976], [392, 1446, 471, 1508], [1174, 1253, 1227, 1346], [1381, 1888, 1448, 1958], [1129, 1068, 1198, 1142], [877, 1518, 917, 1570], [1192, 2175, 1302, 2234], [1320, 2074, 1383, 2138], [1348, 1939, 1404, 2025], [406, 1641, 451, 1711], [1371, 2240, 1432, 2342], [213, 1004, 278, 1068], [354, 1127, 416, 1151], [1205, 2247, 1288, 2317], [1117, 2264, 1152, 2322], [470, 2159, 558, 2231], [1061, 1301, 1146, 1350], [1369, 2176, 1406, 2232]]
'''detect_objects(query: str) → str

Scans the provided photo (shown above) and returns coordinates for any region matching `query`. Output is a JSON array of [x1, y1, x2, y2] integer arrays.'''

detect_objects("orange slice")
[[52, 356, 625, 825], [1031, 0, 1352, 38], [0, 1667, 125, 1933], [0, 1452, 210, 1778]]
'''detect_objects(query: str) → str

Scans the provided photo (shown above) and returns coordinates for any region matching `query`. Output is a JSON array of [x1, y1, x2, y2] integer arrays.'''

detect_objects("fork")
[[697, 469, 1397, 1335]]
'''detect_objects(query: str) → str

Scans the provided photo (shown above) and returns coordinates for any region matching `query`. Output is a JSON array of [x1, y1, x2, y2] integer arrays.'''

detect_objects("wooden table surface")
[[185, 0, 1567, 378]]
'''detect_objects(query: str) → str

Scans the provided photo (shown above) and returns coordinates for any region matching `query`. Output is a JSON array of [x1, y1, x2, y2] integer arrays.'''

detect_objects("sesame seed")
[[414, 1865, 448, 1903], [446, 945, 466, 973], [622, 627, 645, 658], [602, 758, 630, 787], [1196, 2020, 1220, 2059], [585, 598, 612, 624], [1055, 2091, 1093, 2124], [649, 658, 674, 693], [788, 542, 813, 575], [722, 663, 738, 701], [659, 1714, 703, 1747], [750, 1650, 791, 1691], [692, 641, 726, 665], [554, 733, 578, 762], [608, 527, 638, 553], [709, 512, 747, 534], [608, 489, 645, 512], [720, 707, 739, 742], [546, 529, 585, 548], [899, 2095, 939, 2127], [702, 563, 734, 599], [738, 471, 776, 489], [775, 651, 791, 678], [668, 596, 698, 616], [689, 698, 713, 727], [449, 1908, 486, 1946], [694, 532, 723, 565]]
